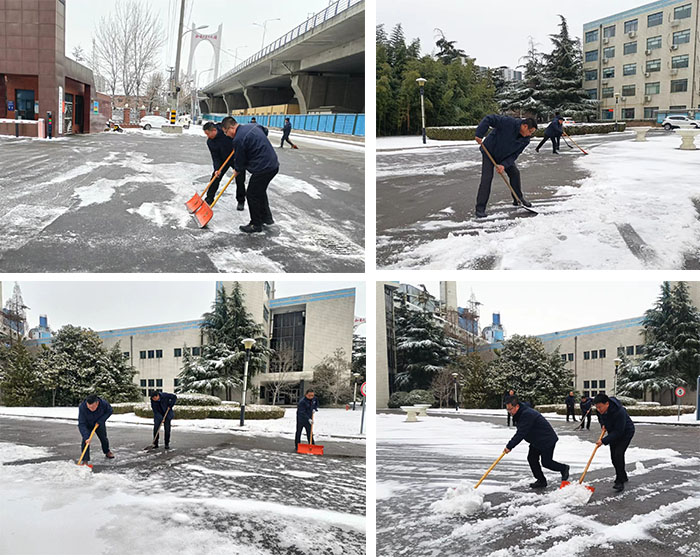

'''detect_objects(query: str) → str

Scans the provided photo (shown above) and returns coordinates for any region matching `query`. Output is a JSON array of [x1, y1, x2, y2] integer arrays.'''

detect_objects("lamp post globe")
[[416, 77, 427, 144]]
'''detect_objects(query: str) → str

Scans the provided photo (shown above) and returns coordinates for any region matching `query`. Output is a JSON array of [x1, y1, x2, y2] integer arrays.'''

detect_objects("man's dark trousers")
[[247, 167, 278, 226], [205, 170, 246, 206], [581, 411, 591, 429], [295, 418, 314, 448], [566, 406, 576, 421], [153, 415, 172, 447], [476, 153, 524, 212], [80, 423, 110, 462], [536, 136, 558, 153], [528, 444, 567, 482], [610, 436, 633, 483], [281, 133, 294, 147]]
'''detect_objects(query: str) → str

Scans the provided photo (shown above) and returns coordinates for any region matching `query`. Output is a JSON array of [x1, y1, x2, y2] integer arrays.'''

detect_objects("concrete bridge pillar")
[[291, 73, 364, 114]]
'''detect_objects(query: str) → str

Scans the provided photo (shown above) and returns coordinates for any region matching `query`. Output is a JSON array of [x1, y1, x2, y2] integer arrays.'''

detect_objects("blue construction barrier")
[[202, 113, 365, 136]]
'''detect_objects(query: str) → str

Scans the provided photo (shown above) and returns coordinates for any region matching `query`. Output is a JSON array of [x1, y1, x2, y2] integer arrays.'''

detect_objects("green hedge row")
[[174, 393, 222, 406], [112, 403, 136, 414], [133, 403, 284, 420], [555, 405, 695, 416], [426, 122, 626, 141], [388, 390, 434, 409]]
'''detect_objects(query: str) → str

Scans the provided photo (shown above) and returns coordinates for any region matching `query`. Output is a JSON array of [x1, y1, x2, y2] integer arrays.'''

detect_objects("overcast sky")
[[2, 281, 365, 335], [377, 0, 649, 69], [415, 281, 664, 337], [65, 0, 333, 90]]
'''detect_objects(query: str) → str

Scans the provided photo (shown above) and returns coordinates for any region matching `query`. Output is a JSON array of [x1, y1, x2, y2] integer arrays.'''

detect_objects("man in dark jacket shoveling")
[[295, 389, 319, 452], [504, 395, 570, 489], [150, 391, 177, 449], [203, 121, 246, 211], [594, 393, 635, 491], [535, 115, 564, 154], [579, 394, 593, 430], [474, 114, 537, 218], [78, 394, 115, 464]]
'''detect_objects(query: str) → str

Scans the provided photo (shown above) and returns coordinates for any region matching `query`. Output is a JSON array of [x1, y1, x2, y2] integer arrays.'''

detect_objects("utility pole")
[[171, 0, 186, 121]]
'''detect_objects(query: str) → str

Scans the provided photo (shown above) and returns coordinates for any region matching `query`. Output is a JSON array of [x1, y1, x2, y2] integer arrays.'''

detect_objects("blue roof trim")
[[97, 320, 203, 339], [480, 316, 644, 351], [584, 0, 689, 30], [270, 288, 355, 308]]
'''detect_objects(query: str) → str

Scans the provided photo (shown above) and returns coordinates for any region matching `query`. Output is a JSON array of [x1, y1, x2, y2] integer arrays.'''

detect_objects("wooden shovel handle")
[[562, 132, 587, 155], [78, 422, 100, 465], [210, 171, 238, 209], [579, 427, 606, 484], [200, 148, 235, 197], [480, 142, 523, 204], [474, 450, 507, 489]]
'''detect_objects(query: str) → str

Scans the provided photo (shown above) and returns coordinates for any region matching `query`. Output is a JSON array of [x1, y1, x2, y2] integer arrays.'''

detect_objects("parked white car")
[[177, 114, 192, 128], [562, 117, 576, 125], [661, 114, 700, 130], [139, 115, 169, 130]]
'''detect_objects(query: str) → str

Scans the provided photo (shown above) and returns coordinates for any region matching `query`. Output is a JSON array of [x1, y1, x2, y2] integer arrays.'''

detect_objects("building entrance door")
[[75, 94, 84, 133], [64, 93, 73, 134], [16, 89, 35, 120]]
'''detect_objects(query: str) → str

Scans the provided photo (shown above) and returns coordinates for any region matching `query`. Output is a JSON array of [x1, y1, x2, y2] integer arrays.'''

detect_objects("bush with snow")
[[173, 393, 222, 406], [388, 392, 411, 409], [134, 404, 209, 419], [405, 390, 435, 406], [111, 403, 136, 414], [426, 122, 626, 141], [615, 395, 637, 406], [133, 403, 284, 420]]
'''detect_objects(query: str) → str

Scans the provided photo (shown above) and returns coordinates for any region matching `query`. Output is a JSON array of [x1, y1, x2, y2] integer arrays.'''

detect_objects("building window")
[[141, 389, 147, 397], [592, 350, 598, 359], [647, 12, 663, 27], [263, 306, 269, 323], [603, 25, 616, 38], [626, 345, 634, 356], [622, 85, 636, 97], [672, 54, 690, 69], [617, 347, 625, 357], [644, 107, 659, 119], [602, 87, 615, 99], [583, 391, 590, 398], [156, 379, 163, 387], [599, 380, 606, 389], [670, 105, 688, 111], [591, 380, 598, 388], [192, 346, 201, 356], [585, 50, 599, 62], [622, 108, 635, 119], [148, 379, 155, 387], [603, 46, 615, 59], [561, 354, 567, 362], [174, 348, 182, 357], [646, 59, 661, 72], [586, 89, 598, 100], [646, 82, 661, 95], [624, 19, 638, 33], [673, 30, 691, 45], [174, 378, 180, 387], [603, 67, 615, 79], [156, 349, 163, 358], [583, 381, 590, 389], [599, 349, 606, 359], [568, 353, 574, 362], [123, 351, 130, 358], [623, 64, 636, 76], [264, 281, 272, 297], [646, 36, 662, 50], [270, 310, 306, 372], [585, 69, 598, 81], [674, 4, 692, 20], [584, 351, 590, 360], [591, 391, 598, 397], [148, 350, 155, 359], [671, 79, 689, 93], [140, 379, 146, 387], [635, 345, 644, 355], [623, 41, 637, 55], [585, 29, 599, 43]]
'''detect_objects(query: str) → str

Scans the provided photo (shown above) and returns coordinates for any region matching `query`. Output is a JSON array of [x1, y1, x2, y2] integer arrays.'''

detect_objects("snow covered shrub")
[[615, 396, 637, 406], [426, 122, 625, 141], [407, 389, 435, 406], [221, 400, 241, 406], [624, 405, 695, 416], [174, 393, 222, 406], [208, 404, 284, 419], [535, 404, 566, 413], [388, 392, 411, 408], [111, 403, 136, 414], [636, 401, 661, 407], [133, 404, 210, 419]]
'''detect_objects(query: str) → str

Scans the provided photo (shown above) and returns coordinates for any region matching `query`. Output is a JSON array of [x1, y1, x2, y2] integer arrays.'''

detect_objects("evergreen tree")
[[310, 347, 352, 405], [352, 334, 366, 377], [499, 38, 549, 119], [434, 28, 466, 64], [0, 343, 42, 406], [177, 343, 241, 397], [485, 335, 574, 406]]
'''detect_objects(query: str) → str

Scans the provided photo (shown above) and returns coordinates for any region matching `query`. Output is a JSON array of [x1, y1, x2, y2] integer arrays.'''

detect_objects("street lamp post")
[[613, 357, 622, 396], [452, 372, 459, 411], [253, 19, 280, 50], [352, 373, 360, 410], [416, 77, 427, 144], [240, 338, 256, 426], [614, 93, 620, 132], [233, 45, 248, 65]]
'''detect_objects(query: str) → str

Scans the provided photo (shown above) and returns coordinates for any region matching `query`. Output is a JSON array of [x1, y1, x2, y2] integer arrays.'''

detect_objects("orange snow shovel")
[[77, 423, 99, 468], [297, 419, 324, 455], [191, 171, 239, 228], [185, 148, 235, 213], [474, 450, 507, 488], [560, 426, 606, 491], [480, 142, 538, 215], [563, 132, 588, 155]]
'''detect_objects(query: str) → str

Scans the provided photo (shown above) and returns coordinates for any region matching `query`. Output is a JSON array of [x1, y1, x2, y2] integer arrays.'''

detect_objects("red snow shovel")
[[191, 171, 239, 228], [185, 148, 235, 213], [297, 419, 324, 455], [77, 423, 99, 468], [474, 450, 507, 488], [560, 426, 606, 491], [480, 142, 538, 215], [563, 132, 588, 155]]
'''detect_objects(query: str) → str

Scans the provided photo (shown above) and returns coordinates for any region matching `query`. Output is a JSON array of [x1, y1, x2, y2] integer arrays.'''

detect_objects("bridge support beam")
[[208, 96, 227, 113], [243, 86, 295, 109], [291, 73, 364, 114]]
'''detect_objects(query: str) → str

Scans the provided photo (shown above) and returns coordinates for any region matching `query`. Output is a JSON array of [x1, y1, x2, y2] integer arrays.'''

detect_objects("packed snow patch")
[[273, 174, 322, 199], [430, 481, 489, 516], [0, 442, 51, 464], [549, 482, 593, 506], [171, 512, 192, 524]]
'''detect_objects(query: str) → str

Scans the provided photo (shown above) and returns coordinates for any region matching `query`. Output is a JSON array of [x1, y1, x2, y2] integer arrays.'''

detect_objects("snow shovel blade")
[[77, 462, 93, 469], [585, 484, 595, 493], [297, 443, 324, 455], [185, 192, 204, 213], [519, 205, 538, 215], [192, 201, 214, 228], [559, 480, 571, 489]]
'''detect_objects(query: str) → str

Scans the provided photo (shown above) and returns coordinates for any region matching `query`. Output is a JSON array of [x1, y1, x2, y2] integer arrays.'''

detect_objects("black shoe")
[[561, 465, 570, 482], [263, 218, 274, 226], [164, 444, 170, 450], [475, 209, 487, 218], [239, 223, 263, 233], [512, 199, 520, 207], [613, 482, 624, 492], [529, 480, 547, 489], [553, 151, 560, 154], [105, 451, 115, 459], [237, 202, 245, 211], [520, 198, 532, 208]]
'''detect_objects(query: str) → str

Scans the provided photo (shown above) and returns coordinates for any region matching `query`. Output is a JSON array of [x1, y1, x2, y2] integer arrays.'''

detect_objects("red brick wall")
[[3, 74, 40, 119]]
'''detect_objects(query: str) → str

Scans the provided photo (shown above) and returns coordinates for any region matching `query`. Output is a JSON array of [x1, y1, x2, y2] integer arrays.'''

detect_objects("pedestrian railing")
[[203, 0, 363, 91], [202, 113, 365, 137]]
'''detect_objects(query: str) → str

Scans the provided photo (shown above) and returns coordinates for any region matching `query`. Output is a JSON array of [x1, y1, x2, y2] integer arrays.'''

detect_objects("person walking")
[[565, 391, 577, 422], [280, 117, 297, 149]]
